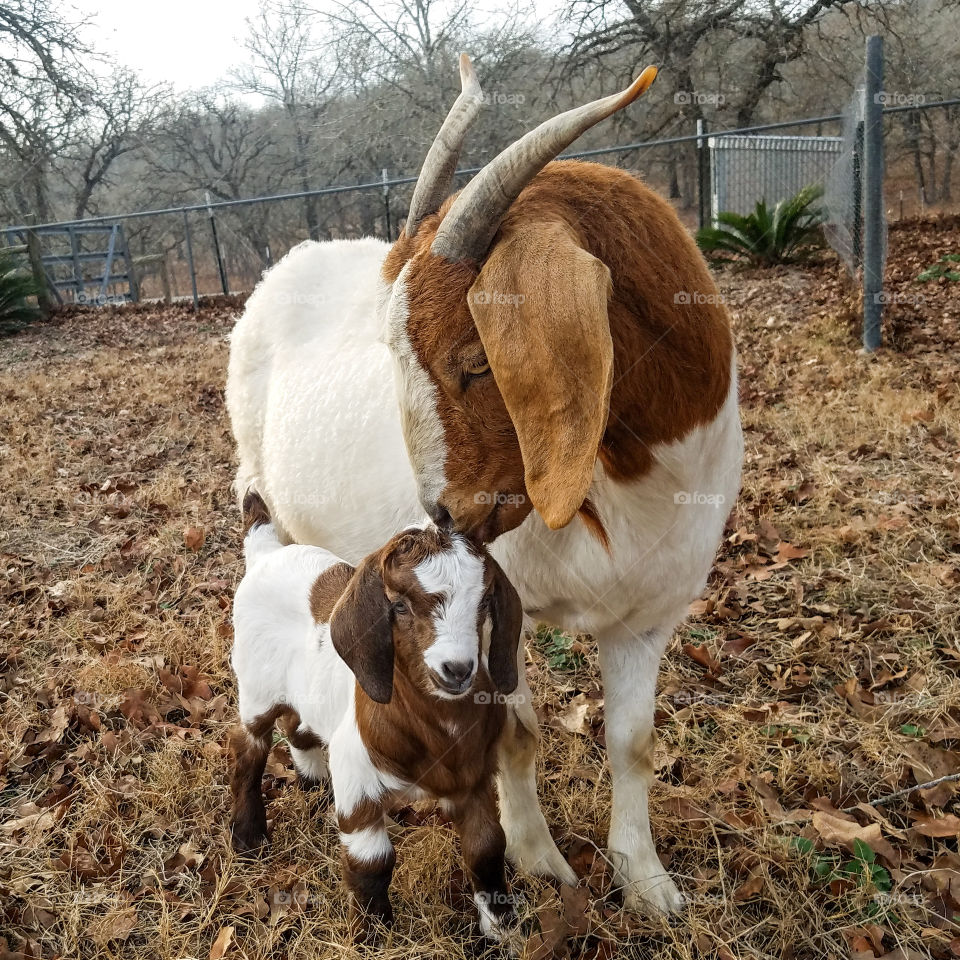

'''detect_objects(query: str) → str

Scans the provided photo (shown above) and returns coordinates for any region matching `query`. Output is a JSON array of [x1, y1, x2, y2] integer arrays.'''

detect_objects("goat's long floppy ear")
[[488, 559, 523, 693], [329, 556, 394, 704], [468, 219, 613, 530]]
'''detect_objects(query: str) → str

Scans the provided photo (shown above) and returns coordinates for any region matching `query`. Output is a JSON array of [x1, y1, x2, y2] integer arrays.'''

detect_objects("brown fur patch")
[[241, 489, 271, 536], [278, 710, 324, 751], [577, 498, 610, 551], [229, 722, 273, 852], [382, 160, 734, 541], [355, 669, 506, 801], [338, 796, 383, 835], [309, 561, 354, 623]]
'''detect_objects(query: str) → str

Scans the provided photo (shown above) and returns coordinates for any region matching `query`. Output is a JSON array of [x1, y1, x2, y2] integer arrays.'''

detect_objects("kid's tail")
[[241, 490, 283, 566], [242, 489, 272, 534]]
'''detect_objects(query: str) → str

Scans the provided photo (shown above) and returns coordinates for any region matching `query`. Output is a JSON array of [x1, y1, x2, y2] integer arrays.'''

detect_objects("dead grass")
[[1, 226, 959, 960]]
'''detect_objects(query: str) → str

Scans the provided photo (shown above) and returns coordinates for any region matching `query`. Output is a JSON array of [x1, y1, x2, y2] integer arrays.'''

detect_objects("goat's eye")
[[391, 600, 409, 617], [463, 357, 490, 378]]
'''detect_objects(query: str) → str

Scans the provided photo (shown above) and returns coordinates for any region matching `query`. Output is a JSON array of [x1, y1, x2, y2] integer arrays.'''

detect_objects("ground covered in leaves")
[[1, 221, 959, 960]]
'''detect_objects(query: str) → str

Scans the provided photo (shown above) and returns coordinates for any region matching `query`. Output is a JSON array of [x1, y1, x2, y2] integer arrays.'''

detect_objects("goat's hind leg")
[[229, 721, 272, 854], [284, 714, 330, 792]]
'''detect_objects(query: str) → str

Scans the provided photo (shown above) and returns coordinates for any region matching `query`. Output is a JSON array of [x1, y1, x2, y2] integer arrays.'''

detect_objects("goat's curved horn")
[[431, 65, 658, 262], [405, 53, 484, 239]]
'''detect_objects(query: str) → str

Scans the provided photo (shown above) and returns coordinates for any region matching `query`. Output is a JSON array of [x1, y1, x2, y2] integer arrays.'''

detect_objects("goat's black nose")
[[428, 503, 452, 529], [440, 660, 474, 685]]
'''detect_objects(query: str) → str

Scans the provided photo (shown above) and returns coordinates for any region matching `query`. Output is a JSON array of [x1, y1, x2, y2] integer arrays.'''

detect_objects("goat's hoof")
[[622, 873, 686, 917], [230, 824, 269, 856], [350, 905, 393, 945], [505, 834, 577, 886], [297, 773, 329, 794]]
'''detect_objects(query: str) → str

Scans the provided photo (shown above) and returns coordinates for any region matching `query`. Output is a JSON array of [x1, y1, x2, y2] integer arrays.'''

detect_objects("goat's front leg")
[[229, 722, 271, 853], [452, 783, 516, 941], [329, 726, 395, 935], [599, 623, 685, 915], [497, 644, 577, 885], [338, 798, 395, 933]]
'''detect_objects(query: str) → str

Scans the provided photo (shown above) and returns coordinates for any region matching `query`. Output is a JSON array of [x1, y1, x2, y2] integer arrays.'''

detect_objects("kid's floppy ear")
[[329, 556, 394, 704], [487, 560, 523, 694]]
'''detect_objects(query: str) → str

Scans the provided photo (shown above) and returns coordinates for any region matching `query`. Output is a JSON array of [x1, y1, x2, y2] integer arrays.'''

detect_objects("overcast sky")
[[79, 0, 281, 91], [76, 0, 564, 93]]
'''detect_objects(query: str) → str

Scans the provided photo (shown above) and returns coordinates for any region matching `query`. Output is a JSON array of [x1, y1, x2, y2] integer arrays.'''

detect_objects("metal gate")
[[2, 222, 139, 306]]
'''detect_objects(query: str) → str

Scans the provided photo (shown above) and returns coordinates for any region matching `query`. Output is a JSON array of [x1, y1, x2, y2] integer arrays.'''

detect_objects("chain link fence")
[[3, 98, 959, 308]]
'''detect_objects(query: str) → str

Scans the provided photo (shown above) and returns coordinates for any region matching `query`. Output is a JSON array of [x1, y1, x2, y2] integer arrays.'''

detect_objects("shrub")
[[696, 184, 826, 266], [0, 248, 43, 334]]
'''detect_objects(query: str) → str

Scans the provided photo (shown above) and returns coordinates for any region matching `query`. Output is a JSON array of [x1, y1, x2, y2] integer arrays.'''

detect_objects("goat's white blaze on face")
[[385, 265, 447, 512], [414, 534, 486, 697]]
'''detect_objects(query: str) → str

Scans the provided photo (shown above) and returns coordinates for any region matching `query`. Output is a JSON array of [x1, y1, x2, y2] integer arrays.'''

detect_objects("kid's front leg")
[[330, 727, 395, 935], [452, 784, 516, 941], [339, 798, 395, 933]]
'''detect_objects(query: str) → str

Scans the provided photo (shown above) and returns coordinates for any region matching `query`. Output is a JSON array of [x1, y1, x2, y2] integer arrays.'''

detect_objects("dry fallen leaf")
[[812, 811, 899, 864], [184, 525, 205, 551], [554, 693, 602, 736], [909, 813, 960, 838], [209, 925, 235, 960]]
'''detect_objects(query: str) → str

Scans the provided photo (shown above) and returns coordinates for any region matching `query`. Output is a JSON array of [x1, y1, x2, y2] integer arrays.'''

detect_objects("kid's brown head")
[[327, 524, 522, 704]]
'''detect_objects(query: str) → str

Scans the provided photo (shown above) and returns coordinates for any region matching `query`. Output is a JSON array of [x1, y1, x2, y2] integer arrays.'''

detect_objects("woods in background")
[[1, 0, 958, 282]]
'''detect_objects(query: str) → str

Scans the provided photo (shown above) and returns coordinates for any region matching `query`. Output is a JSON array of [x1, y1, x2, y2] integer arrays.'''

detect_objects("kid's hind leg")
[[283, 714, 330, 789], [229, 713, 277, 854]]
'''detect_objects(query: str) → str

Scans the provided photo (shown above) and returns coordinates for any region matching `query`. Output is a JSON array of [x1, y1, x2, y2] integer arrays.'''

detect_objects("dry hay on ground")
[[1, 223, 959, 959]]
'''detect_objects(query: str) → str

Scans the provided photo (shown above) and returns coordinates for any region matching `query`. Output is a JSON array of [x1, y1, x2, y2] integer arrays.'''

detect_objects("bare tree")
[[61, 71, 170, 219], [0, 0, 93, 221], [232, 0, 341, 239]]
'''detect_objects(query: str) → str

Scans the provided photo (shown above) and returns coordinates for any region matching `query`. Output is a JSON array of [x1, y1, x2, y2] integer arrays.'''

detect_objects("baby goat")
[[229, 492, 522, 939]]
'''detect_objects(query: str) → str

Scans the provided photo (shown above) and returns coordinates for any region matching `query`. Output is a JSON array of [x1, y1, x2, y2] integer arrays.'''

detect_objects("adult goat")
[[226, 55, 742, 914]]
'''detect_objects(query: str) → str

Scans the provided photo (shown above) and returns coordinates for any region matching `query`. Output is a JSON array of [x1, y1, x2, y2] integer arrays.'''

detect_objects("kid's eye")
[[392, 600, 409, 616]]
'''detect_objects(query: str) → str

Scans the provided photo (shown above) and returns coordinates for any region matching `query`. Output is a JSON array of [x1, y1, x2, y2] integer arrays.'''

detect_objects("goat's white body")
[[232, 523, 354, 741], [227, 238, 741, 627], [227, 236, 743, 913], [228, 238, 423, 558]]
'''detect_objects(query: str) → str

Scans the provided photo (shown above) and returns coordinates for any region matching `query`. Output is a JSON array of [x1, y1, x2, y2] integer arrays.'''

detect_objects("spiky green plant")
[[916, 253, 960, 282], [0, 248, 42, 333], [696, 184, 826, 265]]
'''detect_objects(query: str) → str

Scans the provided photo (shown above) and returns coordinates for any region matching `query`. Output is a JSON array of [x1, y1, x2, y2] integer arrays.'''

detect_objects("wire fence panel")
[[708, 134, 843, 221]]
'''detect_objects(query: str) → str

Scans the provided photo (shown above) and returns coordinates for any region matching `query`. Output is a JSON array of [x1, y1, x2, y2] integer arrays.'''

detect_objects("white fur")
[[473, 892, 509, 941], [340, 824, 395, 864], [415, 535, 486, 689], [226, 239, 420, 561], [226, 238, 744, 913], [386, 266, 448, 511]]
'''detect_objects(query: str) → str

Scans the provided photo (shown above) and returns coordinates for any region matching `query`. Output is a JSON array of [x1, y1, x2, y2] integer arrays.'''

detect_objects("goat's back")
[[226, 237, 423, 562]]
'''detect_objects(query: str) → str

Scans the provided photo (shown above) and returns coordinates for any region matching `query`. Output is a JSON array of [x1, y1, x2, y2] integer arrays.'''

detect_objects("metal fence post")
[[382, 168, 392, 240], [696, 118, 711, 230], [205, 191, 229, 295], [862, 35, 885, 352], [182, 208, 199, 310]]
